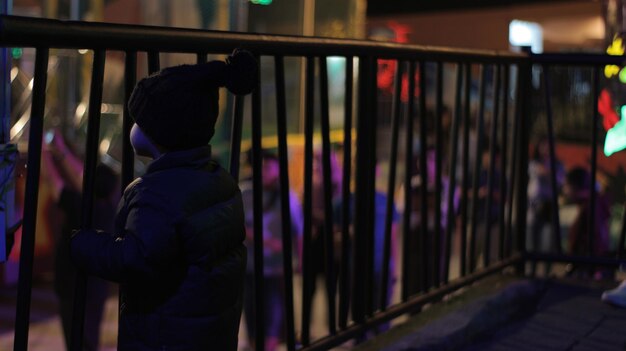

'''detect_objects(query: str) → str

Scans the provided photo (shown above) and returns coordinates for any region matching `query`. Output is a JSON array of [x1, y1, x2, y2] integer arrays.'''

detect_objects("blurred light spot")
[[10, 67, 18, 82]]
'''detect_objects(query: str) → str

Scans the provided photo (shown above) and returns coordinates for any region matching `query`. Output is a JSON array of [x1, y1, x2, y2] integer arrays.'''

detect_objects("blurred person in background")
[[241, 149, 303, 351], [564, 167, 610, 278], [527, 137, 564, 275], [41, 131, 118, 351]]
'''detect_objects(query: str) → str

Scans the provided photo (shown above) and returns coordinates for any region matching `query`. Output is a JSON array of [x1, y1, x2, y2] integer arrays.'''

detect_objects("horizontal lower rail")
[[526, 252, 626, 267], [303, 254, 523, 351]]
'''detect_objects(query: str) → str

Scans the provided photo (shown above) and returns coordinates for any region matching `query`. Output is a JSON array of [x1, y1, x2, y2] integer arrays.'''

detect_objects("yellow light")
[[607, 35, 624, 56], [606, 65, 621, 78], [605, 35, 624, 78]]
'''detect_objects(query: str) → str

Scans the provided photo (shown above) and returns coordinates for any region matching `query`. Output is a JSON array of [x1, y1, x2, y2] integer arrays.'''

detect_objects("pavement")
[[2, 273, 625, 351], [0, 276, 335, 351], [356, 275, 626, 351], [0, 281, 119, 351], [462, 279, 626, 351]]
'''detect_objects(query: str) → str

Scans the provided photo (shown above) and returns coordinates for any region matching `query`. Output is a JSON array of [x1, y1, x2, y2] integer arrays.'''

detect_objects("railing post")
[[589, 66, 600, 257], [0, 0, 12, 264], [469, 65, 487, 274], [14, 46, 48, 351], [460, 63, 471, 277], [274, 55, 296, 351], [401, 61, 416, 301], [301, 55, 315, 346], [229, 95, 245, 179], [353, 55, 376, 325], [418, 61, 429, 292], [381, 60, 403, 310], [433, 61, 443, 287], [515, 56, 532, 274], [338, 56, 354, 329], [541, 66, 562, 255], [319, 56, 337, 333], [251, 54, 265, 351], [122, 52, 136, 190], [499, 65, 510, 261], [443, 63, 463, 284], [0, 1, 10, 143], [506, 65, 522, 259], [71, 49, 106, 351], [484, 64, 501, 269]]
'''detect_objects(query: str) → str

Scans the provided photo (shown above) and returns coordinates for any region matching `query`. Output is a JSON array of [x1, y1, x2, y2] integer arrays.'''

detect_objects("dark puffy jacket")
[[71, 146, 246, 351]]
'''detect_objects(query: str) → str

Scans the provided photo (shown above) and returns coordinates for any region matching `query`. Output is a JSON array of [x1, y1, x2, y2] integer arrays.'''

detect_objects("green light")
[[11, 48, 22, 60], [620, 67, 626, 83], [250, 0, 272, 4], [604, 105, 626, 156]]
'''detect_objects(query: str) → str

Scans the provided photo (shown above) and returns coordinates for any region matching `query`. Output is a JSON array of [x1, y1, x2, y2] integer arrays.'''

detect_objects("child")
[[71, 50, 257, 350]]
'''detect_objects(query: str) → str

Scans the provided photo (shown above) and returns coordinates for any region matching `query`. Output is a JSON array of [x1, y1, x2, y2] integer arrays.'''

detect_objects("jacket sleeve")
[[71, 188, 181, 283]]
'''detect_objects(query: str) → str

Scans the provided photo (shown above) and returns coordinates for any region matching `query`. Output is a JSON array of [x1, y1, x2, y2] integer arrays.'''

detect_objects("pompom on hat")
[[128, 49, 258, 151]]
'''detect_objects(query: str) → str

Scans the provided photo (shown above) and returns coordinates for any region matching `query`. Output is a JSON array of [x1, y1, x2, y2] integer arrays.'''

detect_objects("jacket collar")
[[146, 145, 212, 174]]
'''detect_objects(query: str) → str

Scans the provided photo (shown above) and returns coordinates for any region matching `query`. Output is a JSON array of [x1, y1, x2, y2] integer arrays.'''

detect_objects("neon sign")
[[598, 89, 626, 156], [375, 22, 420, 102], [605, 35, 625, 80]]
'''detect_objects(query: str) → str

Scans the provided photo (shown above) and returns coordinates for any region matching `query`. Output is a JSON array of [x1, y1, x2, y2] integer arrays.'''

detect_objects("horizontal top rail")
[[0, 15, 525, 62], [2, 16, 626, 65], [530, 52, 626, 66]]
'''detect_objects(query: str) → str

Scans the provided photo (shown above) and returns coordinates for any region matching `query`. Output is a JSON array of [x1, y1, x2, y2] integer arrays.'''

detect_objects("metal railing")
[[525, 52, 626, 269], [1, 14, 625, 351]]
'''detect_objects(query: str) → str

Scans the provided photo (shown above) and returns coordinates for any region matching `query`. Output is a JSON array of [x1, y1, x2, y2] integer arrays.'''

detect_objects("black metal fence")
[[525, 53, 626, 270], [1, 14, 625, 351]]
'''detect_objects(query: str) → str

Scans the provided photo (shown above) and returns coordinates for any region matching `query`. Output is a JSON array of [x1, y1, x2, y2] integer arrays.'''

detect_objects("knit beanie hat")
[[128, 49, 257, 151]]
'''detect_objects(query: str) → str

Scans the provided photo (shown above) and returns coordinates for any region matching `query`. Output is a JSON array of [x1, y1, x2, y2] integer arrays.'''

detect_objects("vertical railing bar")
[[443, 63, 463, 284], [196, 52, 208, 63], [469, 65, 487, 274], [460, 63, 471, 277], [506, 64, 522, 258], [274, 55, 297, 351], [498, 65, 510, 260], [589, 66, 599, 257], [13, 47, 49, 351], [71, 49, 106, 351], [434, 61, 443, 287], [353, 55, 376, 324], [353, 56, 368, 323], [229, 95, 245, 179], [338, 56, 353, 329], [402, 61, 416, 301], [617, 203, 626, 258], [515, 59, 531, 272], [301, 55, 315, 345], [365, 56, 378, 318], [318, 56, 337, 334], [381, 60, 403, 310], [122, 52, 137, 189], [251, 54, 265, 351], [119, 51, 136, 351], [484, 64, 500, 268], [147, 51, 160, 74], [418, 61, 429, 292], [542, 66, 563, 255]]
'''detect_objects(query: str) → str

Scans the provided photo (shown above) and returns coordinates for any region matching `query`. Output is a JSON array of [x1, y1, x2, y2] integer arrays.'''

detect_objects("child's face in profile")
[[130, 123, 158, 158]]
